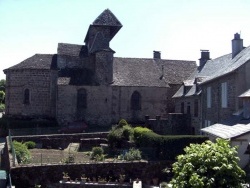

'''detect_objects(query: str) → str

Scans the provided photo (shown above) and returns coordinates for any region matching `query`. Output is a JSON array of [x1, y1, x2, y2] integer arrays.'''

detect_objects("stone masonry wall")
[[174, 96, 201, 135], [111, 86, 169, 125], [201, 73, 236, 126], [5, 70, 56, 118], [57, 85, 171, 127], [57, 85, 113, 126]]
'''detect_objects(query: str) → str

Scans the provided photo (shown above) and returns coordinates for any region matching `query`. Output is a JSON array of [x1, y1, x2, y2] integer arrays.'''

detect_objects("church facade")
[[4, 9, 196, 127]]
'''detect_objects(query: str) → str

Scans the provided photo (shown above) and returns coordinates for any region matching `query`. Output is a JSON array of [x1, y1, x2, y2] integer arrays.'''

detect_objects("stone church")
[[4, 9, 196, 127]]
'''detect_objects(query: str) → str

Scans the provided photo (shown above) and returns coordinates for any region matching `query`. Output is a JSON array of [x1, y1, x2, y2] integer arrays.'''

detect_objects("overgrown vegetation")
[[170, 138, 246, 188], [91, 146, 105, 161], [12, 140, 31, 163], [124, 148, 142, 161], [24, 141, 36, 149], [108, 120, 208, 160], [107, 119, 134, 148]]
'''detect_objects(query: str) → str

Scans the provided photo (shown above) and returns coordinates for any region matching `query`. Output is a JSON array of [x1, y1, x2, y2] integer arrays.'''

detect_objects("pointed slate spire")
[[93, 9, 122, 27], [84, 9, 122, 44]]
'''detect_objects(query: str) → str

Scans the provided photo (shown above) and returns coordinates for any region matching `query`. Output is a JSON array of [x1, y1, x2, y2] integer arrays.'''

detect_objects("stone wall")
[[57, 85, 172, 127], [145, 114, 192, 135], [201, 73, 237, 126], [10, 161, 171, 188], [5, 69, 56, 118], [174, 96, 201, 135]]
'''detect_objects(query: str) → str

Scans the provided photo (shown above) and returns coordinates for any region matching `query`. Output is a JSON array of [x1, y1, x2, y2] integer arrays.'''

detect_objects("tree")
[[170, 138, 246, 188], [0, 91, 5, 104], [0, 79, 5, 92]]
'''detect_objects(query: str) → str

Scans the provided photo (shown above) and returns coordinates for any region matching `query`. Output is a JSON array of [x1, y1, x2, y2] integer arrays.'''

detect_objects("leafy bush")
[[117, 119, 128, 128], [12, 140, 31, 163], [170, 138, 246, 188], [91, 147, 104, 159], [124, 148, 142, 161], [24, 141, 36, 149], [0, 103, 5, 112], [122, 124, 134, 141], [107, 126, 124, 148], [133, 126, 152, 141], [107, 120, 134, 148]]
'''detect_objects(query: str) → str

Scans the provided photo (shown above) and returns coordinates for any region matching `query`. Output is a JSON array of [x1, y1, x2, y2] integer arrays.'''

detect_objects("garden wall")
[[12, 132, 109, 149], [10, 161, 171, 188], [3, 134, 172, 187]]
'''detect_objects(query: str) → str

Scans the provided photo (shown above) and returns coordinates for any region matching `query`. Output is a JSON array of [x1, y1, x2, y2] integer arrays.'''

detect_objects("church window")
[[24, 89, 30, 104], [77, 89, 87, 109], [131, 91, 141, 110]]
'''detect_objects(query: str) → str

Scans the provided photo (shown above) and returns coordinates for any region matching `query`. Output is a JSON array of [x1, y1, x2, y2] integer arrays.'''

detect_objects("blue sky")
[[1, 0, 250, 79]]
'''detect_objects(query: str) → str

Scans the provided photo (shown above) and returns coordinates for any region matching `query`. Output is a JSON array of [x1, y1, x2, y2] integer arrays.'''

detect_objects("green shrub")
[[12, 140, 31, 163], [0, 103, 5, 112], [117, 119, 128, 128], [107, 127, 124, 148], [124, 148, 142, 161], [108, 123, 135, 148], [91, 147, 104, 159], [133, 126, 153, 143], [24, 141, 36, 149], [122, 124, 134, 141]]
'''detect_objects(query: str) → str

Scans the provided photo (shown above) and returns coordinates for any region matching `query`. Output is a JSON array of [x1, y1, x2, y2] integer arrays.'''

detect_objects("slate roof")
[[201, 123, 250, 139], [4, 54, 57, 72], [172, 45, 250, 98], [57, 43, 88, 57], [198, 45, 250, 85], [112, 57, 196, 87], [239, 89, 250, 98], [84, 9, 122, 43], [92, 9, 122, 27]]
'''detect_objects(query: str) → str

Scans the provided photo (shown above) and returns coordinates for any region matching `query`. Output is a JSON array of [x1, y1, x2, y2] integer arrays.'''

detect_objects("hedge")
[[135, 131, 208, 160]]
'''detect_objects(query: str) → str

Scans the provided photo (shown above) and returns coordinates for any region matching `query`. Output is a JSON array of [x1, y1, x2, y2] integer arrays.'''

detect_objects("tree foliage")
[[0, 79, 5, 92], [0, 91, 5, 104], [170, 138, 246, 188]]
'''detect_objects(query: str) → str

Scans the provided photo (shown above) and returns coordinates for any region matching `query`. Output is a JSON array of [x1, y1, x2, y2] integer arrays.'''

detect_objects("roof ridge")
[[114, 57, 196, 62]]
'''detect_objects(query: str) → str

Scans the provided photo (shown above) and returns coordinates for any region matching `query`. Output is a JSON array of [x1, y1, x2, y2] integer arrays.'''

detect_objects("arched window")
[[24, 89, 30, 104], [77, 89, 87, 109], [131, 91, 141, 110]]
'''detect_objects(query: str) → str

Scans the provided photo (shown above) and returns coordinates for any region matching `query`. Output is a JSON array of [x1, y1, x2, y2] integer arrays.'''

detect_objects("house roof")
[[173, 45, 250, 98], [4, 54, 57, 72], [200, 45, 250, 84], [239, 89, 250, 98], [112, 57, 196, 87], [201, 123, 250, 139]]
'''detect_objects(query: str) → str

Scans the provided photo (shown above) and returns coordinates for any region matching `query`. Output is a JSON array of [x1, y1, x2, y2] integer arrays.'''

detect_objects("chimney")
[[232, 33, 243, 58], [153, 51, 161, 59], [199, 50, 210, 67]]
